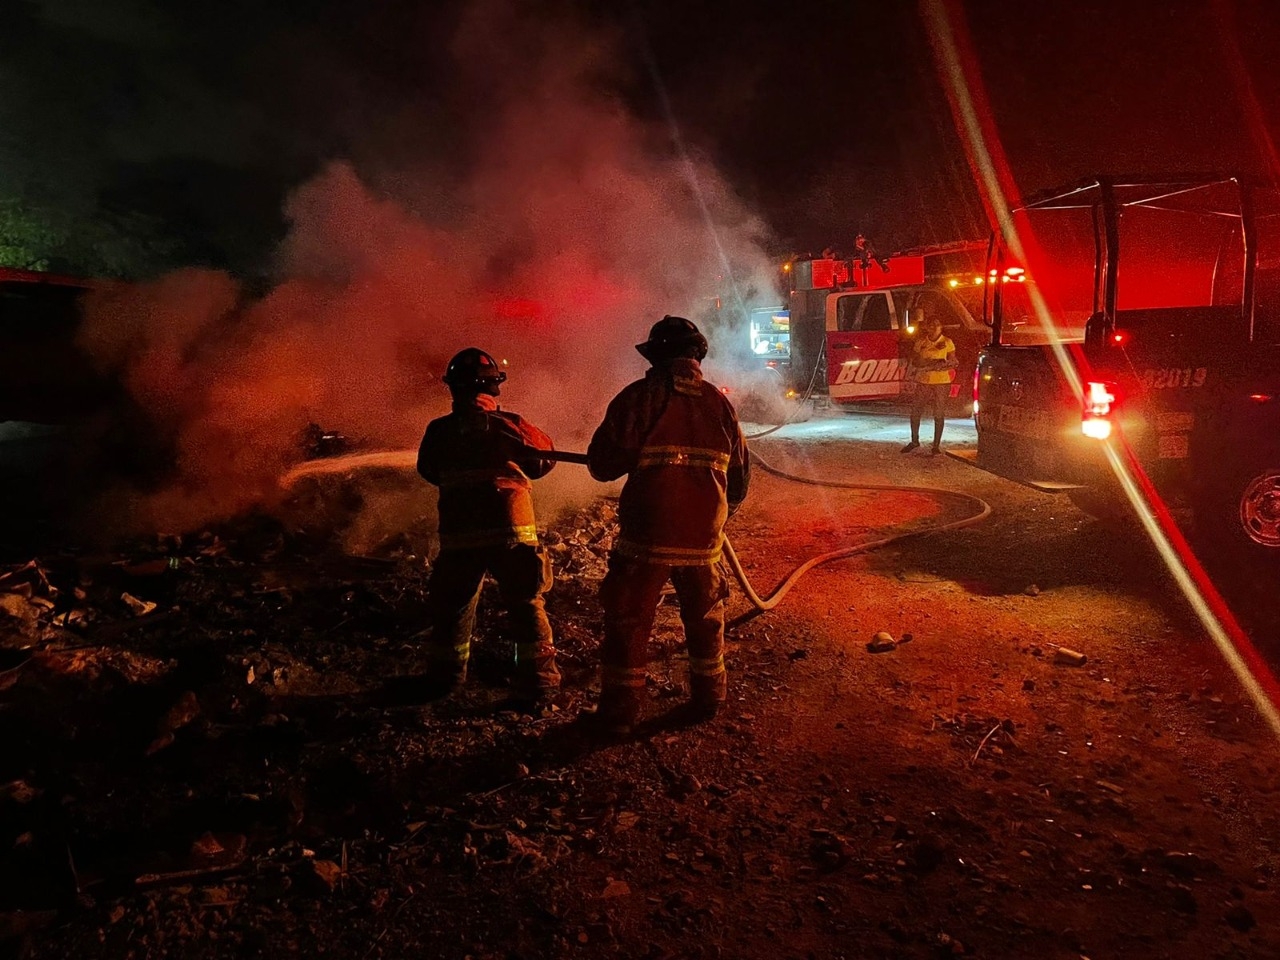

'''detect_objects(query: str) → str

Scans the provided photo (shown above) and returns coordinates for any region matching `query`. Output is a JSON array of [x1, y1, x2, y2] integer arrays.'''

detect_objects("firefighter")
[[901, 310, 957, 455], [416, 348, 561, 705], [587, 316, 749, 735]]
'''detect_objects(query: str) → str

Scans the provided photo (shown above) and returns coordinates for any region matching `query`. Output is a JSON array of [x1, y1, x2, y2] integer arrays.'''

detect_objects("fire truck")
[[972, 175, 1280, 563], [783, 242, 991, 413]]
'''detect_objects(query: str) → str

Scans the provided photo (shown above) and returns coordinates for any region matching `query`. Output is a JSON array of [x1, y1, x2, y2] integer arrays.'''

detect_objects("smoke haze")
[[78, 0, 780, 542]]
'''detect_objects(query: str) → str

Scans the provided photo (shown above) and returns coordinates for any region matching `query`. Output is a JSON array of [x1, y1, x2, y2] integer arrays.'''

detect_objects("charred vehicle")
[[973, 175, 1280, 563]]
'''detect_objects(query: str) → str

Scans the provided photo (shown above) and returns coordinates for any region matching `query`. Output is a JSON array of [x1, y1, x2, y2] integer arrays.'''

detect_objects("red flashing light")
[[1082, 380, 1118, 439], [1250, 393, 1273, 403], [1112, 331, 1129, 346]]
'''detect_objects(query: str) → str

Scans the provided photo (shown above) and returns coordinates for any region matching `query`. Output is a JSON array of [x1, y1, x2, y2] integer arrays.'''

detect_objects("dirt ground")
[[2, 412, 1278, 960]]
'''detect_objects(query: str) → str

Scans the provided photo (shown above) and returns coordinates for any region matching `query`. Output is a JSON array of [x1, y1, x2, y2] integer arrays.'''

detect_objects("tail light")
[[1081, 380, 1117, 439], [972, 364, 981, 415]]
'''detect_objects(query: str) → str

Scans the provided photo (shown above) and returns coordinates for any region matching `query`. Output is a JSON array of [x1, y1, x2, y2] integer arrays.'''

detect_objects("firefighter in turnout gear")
[[416, 348, 561, 703], [587, 316, 749, 734]]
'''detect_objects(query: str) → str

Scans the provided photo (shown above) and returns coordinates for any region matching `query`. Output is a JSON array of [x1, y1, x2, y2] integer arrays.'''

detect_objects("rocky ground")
[[2, 415, 1278, 959]]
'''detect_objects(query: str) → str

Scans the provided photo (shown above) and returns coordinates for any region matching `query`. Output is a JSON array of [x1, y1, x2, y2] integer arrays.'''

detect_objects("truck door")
[[826, 291, 907, 402], [895, 287, 985, 405]]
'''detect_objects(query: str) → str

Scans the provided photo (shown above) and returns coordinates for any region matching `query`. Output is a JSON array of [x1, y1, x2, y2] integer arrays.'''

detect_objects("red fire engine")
[[783, 242, 991, 412]]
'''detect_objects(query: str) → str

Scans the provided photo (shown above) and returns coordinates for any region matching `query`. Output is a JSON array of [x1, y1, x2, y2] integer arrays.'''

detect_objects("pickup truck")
[[973, 176, 1280, 564]]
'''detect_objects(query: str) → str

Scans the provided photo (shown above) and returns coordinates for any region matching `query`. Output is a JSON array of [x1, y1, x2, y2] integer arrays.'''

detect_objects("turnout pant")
[[598, 554, 728, 725], [425, 543, 560, 695], [910, 382, 950, 447]]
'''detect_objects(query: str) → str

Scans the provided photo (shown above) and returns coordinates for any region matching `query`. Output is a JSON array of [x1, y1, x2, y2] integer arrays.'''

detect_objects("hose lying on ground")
[[530, 444, 992, 615], [278, 439, 991, 616], [723, 447, 990, 614]]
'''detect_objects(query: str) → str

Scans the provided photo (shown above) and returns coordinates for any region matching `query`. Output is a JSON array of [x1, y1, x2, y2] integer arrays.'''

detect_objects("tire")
[[1065, 486, 1131, 525], [1197, 458, 1280, 565]]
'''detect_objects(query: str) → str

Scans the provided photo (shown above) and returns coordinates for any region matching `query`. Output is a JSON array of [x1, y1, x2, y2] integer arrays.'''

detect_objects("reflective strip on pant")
[[689, 655, 725, 678], [431, 640, 470, 664], [439, 525, 540, 550], [615, 539, 722, 566], [602, 665, 647, 689], [515, 641, 556, 663]]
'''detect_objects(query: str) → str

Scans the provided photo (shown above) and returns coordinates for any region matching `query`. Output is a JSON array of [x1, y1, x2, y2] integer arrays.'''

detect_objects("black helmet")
[[635, 315, 708, 362], [443, 348, 507, 396]]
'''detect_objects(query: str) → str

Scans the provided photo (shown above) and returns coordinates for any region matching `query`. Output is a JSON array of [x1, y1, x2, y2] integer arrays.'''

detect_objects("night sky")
[[3, 0, 1280, 277]]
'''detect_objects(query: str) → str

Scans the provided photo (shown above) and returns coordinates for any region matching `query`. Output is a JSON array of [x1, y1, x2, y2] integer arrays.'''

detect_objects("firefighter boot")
[[419, 669, 466, 702], [688, 669, 726, 721]]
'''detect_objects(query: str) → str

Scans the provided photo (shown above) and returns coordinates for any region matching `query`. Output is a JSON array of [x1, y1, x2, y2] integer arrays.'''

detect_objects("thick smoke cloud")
[[79, 0, 781, 540]]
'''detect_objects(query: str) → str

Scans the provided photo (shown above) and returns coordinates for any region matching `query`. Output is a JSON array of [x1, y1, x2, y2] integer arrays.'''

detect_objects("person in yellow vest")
[[587, 316, 750, 736], [416, 348, 561, 705], [901, 311, 957, 455]]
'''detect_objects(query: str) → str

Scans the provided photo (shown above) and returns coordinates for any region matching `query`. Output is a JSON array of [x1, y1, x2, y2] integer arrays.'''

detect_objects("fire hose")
[[280, 441, 991, 615], [527, 445, 991, 615]]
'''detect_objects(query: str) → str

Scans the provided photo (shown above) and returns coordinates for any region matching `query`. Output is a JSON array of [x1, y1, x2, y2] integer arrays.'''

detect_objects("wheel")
[[1237, 468, 1280, 548], [1065, 486, 1131, 524], [1197, 459, 1280, 565]]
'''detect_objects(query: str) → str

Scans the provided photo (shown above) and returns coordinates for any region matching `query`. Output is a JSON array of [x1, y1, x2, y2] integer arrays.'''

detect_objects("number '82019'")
[[1140, 367, 1208, 389]]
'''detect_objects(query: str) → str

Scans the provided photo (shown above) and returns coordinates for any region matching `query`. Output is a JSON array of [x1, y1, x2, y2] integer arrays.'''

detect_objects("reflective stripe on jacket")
[[588, 357, 748, 565], [417, 394, 555, 550]]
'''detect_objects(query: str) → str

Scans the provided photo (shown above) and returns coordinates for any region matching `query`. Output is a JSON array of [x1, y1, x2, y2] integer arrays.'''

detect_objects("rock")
[[674, 774, 701, 797], [0, 780, 42, 804], [301, 859, 343, 894], [1169, 885, 1198, 914], [601, 879, 631, 899], [899, 633, 913, 644], [1022, 678, 1036, 691], [867, 632, 896, 654], [1053, 647, 1087, 666], [1162, 851, 1217, 879], [190, 832, 247, 866], [120, 592, 158, 617], [1224, 904, 1256, 932], [1024, 584, 1041, 597]]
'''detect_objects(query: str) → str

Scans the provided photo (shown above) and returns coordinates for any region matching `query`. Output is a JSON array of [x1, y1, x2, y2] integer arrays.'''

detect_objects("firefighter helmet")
[[443, 348, 507, 395], [635, 315, 708, 362]]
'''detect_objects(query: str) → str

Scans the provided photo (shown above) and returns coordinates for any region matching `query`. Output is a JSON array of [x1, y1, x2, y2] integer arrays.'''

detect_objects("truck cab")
[[787, 244, 990, 411], [973, 176, 1280, 562]]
